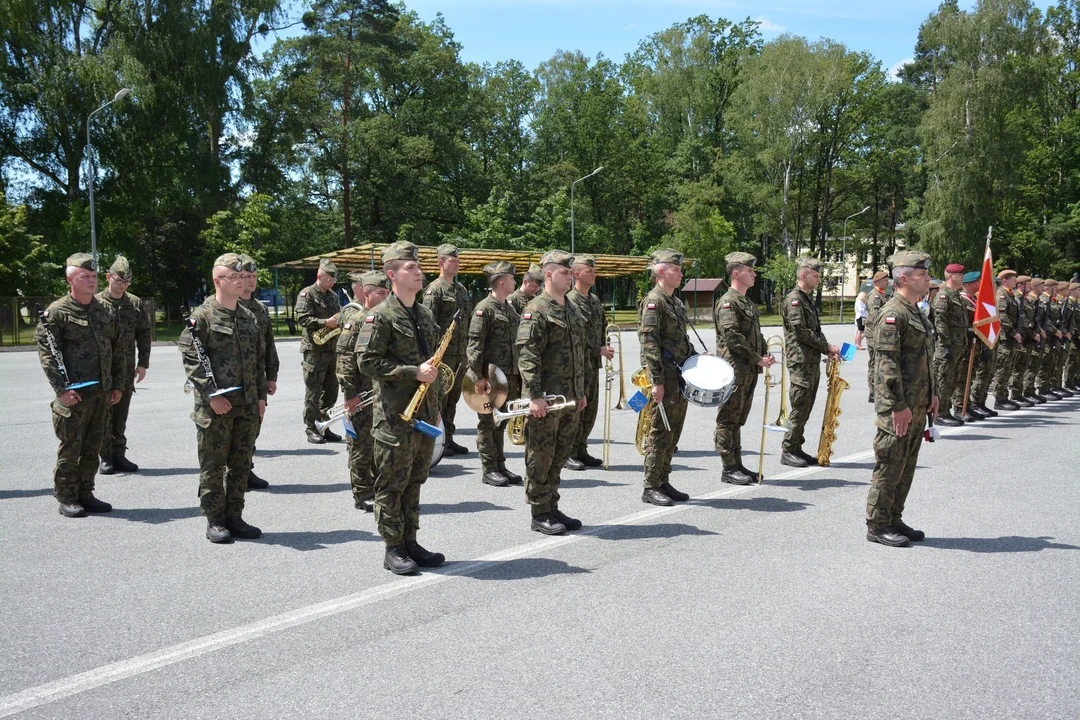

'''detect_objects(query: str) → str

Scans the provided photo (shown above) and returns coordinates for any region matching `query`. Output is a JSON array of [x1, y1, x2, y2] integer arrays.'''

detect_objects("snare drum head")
[[681, 354, 735, 391], [430, 420, 446, 469]]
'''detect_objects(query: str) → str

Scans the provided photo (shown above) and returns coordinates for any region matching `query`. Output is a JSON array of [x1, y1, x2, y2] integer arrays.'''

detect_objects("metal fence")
[[0, 296, 161, 348]]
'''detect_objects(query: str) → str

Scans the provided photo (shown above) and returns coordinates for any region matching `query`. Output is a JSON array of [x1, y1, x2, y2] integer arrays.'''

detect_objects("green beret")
[[66, 253, 97, 271], [650, 248, 684, 266], [382, 241, 419, 264], [213, 252, 245, 271], [318, 258, 338, 276], [540, 249, 574, 269], [362, 270, 389, 289], [888, 250, 931, 271], [483, 260, 516, 280], [572, 254, 597, 268], [437, 243, 459, 258], [108, 255, 131, 279], [238, 254, 256, 271], [725, 251, 757, 269], [962, 271, 981, 284], [796, 256, 823, 273], [525, 263, 544, 283]]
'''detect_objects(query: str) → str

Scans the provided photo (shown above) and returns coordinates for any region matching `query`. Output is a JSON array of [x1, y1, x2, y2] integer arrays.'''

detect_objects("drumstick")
[[656, 400, 671, 432]]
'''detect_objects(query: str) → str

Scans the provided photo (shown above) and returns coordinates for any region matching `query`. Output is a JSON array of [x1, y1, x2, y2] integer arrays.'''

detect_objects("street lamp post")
[[570, 166, 603, 256], [86, 87, 131, 264], [840, 205, 871, 322]]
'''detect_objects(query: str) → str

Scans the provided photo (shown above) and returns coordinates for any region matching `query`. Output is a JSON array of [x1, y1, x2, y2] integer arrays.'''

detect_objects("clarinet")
[[37, 304, 71, 388], [184, 311, 221, 395]]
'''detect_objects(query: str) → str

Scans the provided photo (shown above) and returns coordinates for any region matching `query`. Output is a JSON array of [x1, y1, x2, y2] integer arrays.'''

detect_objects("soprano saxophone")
[[815, 356, 850, 467], [400, 310, 458, 437]]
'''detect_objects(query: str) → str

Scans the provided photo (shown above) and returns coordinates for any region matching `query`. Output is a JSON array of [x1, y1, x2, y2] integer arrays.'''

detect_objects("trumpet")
[[493, 395, 575, 425], [315, 391, 375, 433]]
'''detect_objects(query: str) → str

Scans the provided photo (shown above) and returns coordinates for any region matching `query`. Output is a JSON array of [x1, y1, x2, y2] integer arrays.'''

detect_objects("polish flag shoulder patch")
[[476, 309, 484, 317], [365, 315, 375, 323], [722, 302, 731, 309], [299, 291, 307, 297], [884, 316, 896, 325], [646, 302, 656, 310], [523, 313, 532, 320], [791, 300, 799, 306]]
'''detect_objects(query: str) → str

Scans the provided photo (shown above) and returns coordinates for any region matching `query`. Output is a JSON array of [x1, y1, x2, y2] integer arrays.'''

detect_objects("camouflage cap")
[[796, 256, 823, 273], [872, 270, 890, 282], [108, 255, 132, 279], [725, 251, 757, 269], [362, 270, 389, 289], [572, 254, 597, 268], [66, 253, 97, 271], [1015, 274, 1032, 283], [347, 270, 367, 284], [482, 260, 516, 281], [650, 248, 684, 266], [888, 250, 932, 271], [524, 263, 544, 283], [437, 243, 459, 258], [997, 269, 1017, 281], [213, 252, 245, 271], [318, 258, 338, 276], [540, 249, 574, 269], [962, 271, 981, 284], [238, 253, 257, 271], [382, 240, 419, 264]]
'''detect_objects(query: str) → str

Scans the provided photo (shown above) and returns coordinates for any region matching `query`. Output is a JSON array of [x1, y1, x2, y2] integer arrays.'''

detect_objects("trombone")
[[315, 391, 376, 433], [758, 335, 791, 483], [602, 320, 621, 469], [606, 312, 629, 409], [493, 395, 575, 425]]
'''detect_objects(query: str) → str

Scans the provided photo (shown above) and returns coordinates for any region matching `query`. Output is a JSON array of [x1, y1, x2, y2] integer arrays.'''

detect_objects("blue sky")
[[262, 0, 1056, 79]]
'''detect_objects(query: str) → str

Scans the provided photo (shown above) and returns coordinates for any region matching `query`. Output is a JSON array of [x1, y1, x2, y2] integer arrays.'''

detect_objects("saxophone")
[[815, 356, 850, 466], [401, 311, 458, 433]]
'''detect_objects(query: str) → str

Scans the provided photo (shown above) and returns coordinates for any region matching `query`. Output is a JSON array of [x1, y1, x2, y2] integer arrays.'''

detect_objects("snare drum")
[[680, 354, 736, 407], [430, 419, 447, 469]]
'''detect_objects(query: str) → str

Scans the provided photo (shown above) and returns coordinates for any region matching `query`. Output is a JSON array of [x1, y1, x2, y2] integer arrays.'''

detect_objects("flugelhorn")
[[493, 395, 575, 425], [315, 391, 375, 433]]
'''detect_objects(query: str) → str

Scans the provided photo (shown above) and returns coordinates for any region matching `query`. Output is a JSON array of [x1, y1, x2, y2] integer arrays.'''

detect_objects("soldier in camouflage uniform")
[[466, 261, 523, 487], [338, 270, 388, 511], [1022, 278, 1049, 402], [36, 253, 124, 518], [296, 258, 342, 443], [638, 249, 694, 506], [780, 257, 840, 468], [358, 241, 446, 576], [1008, 275, 1037, 406], [713, 252, 775, 485], [422, 243, 473, 456], [866, 250, 938, 548], [931, 263, 968, 426], [508, 263, 543, 316], [96, 255, 151, 475], [1052, 284, 1075, 395], [992, 270, 1023, 411], [958, 271, 996, 421], [865, 270, 890, 403], [1038, 281, 1068, 398], [516, 250, 587, 536], [179, 253, 268, 543], [566, 255, 614, 470], [1066, 284, 1080, 389], [238, 254, 279, 489]]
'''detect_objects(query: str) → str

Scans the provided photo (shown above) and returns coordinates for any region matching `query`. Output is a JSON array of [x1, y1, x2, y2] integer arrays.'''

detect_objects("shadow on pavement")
[[945, 434, 1006, 441], [105, 506, 202, 524], [920, 536, 1080, 553], [257, 448, 337, 458], [561, 476, 631, 488], [267, 482, 350, 495], [257, 529, 379, 551], [769, 477, 868, 491], [421, 500, 514, 514], [0, 488, 54, 500], [591, 522, 719, 541], [427, 464, 470, 479], [451, 557, 591, 581], [137, 467, 199, 477], [671, 450, 719, 459], [693, 496, 811, 513]]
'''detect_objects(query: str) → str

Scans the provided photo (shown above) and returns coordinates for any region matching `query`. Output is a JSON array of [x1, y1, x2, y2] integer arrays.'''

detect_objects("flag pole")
[[961, 338, 977, 418]]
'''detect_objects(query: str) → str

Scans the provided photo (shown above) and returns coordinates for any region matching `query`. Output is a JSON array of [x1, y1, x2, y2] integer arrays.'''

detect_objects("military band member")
[[36, 253, 124, 518], [97, 255, 151, 475], [179, 253, 268, 543], [566, 254, 614, 470], [638, 249, 693, 506], [508, 263, 543, 316], [238, 254, 278, 490], [466, 261, 523, 487], [864, 270, 890, 403], [992, 270, 1023, 411], [358, 242, 445, 575], [780, 257, 840, 467], [422, 243, 473, 456], [958, 271, 995, 421], [713, 251, 775, 485], [866, 250, 938, 548], [517, 250, 588, 535], [296, 258, 342, 443], [1022, 278, 1047, 402], [338, 270, 389, 511]]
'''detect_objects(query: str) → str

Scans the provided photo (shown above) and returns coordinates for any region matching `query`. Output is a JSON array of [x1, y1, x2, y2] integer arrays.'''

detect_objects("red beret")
[[945, 263, 965, 274]]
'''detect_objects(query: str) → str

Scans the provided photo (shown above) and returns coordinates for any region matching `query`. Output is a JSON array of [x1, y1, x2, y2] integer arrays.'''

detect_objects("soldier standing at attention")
[[992, 270, 1022, 411], [866, 250, 938, 548], [97, 255, 151, 475], [422, 243, 473, 456], [958, 271, 995, 421], [179, 253, 267, 544], [296, 258, 342, 444], [517, 250, 587, 536], [713, 252, 775, 485], [933, 263, 969, 426], [780, 257, 840, 468], [467, 261, 523, 488], [338, 271, 389, 511], [357, 242, 445, 575], [1038, 281, 1066, 398], [238, 254, 278, 490], [865, 270, 890, 403], [508, 263, 543, 316], [566, 255, 614, 470], [1007, 275, 1036, 407], [1022, 278, 1047, 403], [638, 249, 693, 506], [37, 253, 124, 518]]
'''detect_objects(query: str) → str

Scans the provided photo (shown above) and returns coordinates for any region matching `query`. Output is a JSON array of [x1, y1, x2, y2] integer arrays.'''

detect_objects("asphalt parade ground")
[[1, 325, 1078, 719]]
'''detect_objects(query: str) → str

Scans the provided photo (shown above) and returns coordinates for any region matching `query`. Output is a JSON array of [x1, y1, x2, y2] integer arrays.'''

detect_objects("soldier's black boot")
[[530, 513, 567, 535], [642, 488, 674, 507], [552, 508, 582, 531], [355, 498, 375, 512], [499, 466, 523, 485], [893, 521, 925, 542], [780, 451, 807, 468], [321, 427, 343, 442], [98, 455, 116, 475], [306, 428, 326, 444], [58, 500, 86, 518], [79, 493, 113, 513], [978, 403, 999, 417], [1014, 394, 1035, 407], [994, 396, 1018, 411], [1058, 387, 1075, 398], [721, 466, 753, 485], [738, 463, 764, 484], [961, 410, 981, 423], [383, 545, 418, 575], [564, 458, 585, 471], [936, 411, 963, 427], [224, 516, 262, 539], [112, 454, 139, 473], [405, 540, 445, 567], [578, 452, 603, 468], [445, 438, 469, 455], [866, 526, 910, 547], [206, 521, 233, 544], [246, 471, 269, 490], [797, 450, 820, 466], [660, 482, 689, 502], [482, 470, 510, 487], [968, 404, 991, 419]]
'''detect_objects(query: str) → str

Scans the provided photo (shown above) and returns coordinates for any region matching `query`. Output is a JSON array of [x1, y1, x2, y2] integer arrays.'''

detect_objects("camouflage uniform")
[[1010, 285, 1038, 399], [516, 260, 586, 519], [781, 262, 832, 456], [422, 244, 473, 448], [466, 262, 522, 477], [567, 257, 606, 461], [179, 282, 268, 524], [865, 279, 890, 399], [713, 255, 766, 469], [36, 255, 124, 506], [95, 256, 151, 461], [357, 244, 442, 548], [1065, 289, 1080, 388], [1023, 287, 1048, 397], [238, 256, 280, 484], [867, 251, 936, 535], [931, 282, 967, 419], [951, 287, 977, 413], [991, 273, 1020, 403], [1037, 284, 1062, 394], [638, 255, 693, 490], [295, 258, 341, 433]]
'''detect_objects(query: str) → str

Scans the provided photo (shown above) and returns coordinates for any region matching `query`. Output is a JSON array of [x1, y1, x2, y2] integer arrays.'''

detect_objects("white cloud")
[[624, 22, 638, 31], [755, 16, 786, 33], [888, 57, 914, 82]]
